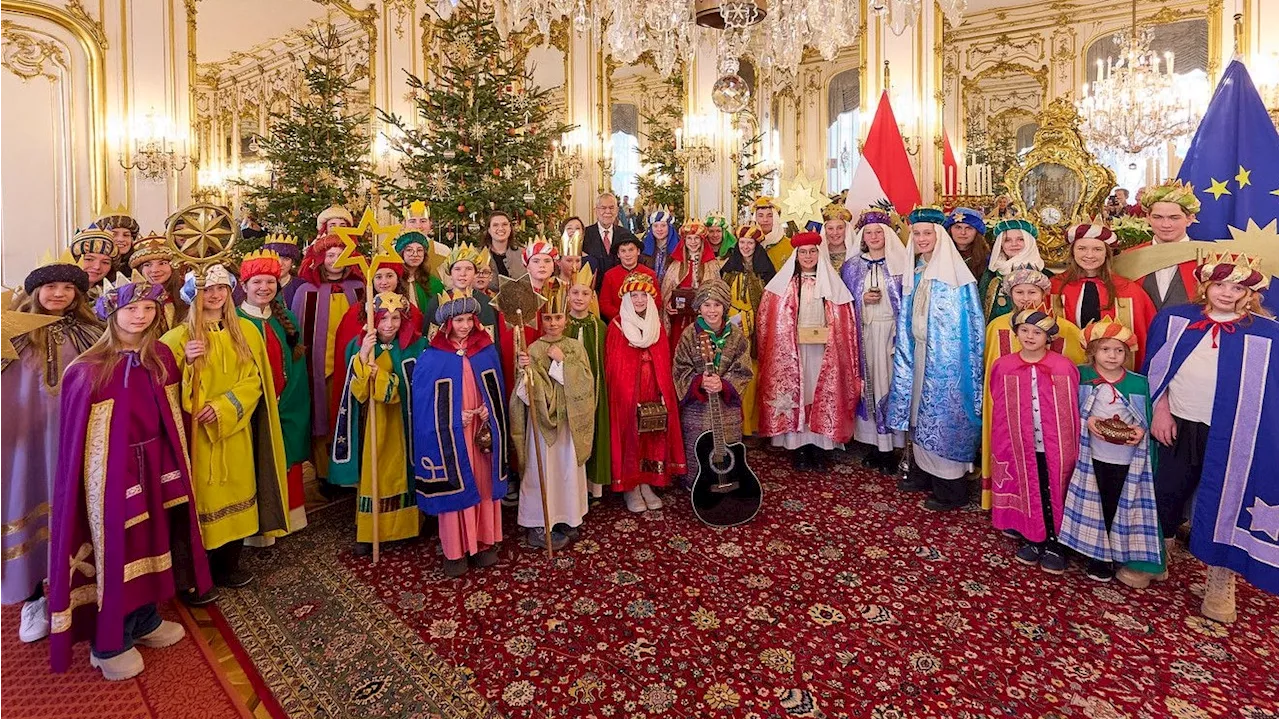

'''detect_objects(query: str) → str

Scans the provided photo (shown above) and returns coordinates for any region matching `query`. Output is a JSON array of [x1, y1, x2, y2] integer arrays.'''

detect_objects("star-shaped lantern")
[[779, 170, 828, 227], [1, 289, 62, 360], [332, 207, 404, 277]]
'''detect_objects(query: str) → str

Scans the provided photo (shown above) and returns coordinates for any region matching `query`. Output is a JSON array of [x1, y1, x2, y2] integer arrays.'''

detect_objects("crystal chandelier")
[[1076, 0, 1205, 156]]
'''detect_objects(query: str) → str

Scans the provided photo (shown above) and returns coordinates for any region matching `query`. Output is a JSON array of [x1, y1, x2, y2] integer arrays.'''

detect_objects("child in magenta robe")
[[50, 275, 211, 680], [989, 309, 1081, 575]]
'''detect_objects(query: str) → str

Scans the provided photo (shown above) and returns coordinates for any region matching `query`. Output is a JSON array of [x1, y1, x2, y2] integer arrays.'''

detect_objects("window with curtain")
[[610, 103, 641, 201], [827, 68, 860, 192]]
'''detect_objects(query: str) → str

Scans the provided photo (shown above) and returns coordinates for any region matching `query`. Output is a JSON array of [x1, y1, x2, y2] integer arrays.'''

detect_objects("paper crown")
[[128, 233, 172, 269], [618, 272, 657, 299], [944, 207, 987, 235], [907, 206, 946, 226], [704, 211, 730, 229], [402, 200, 431, 221], [95, 271, 165, 321], [1011, 308, 1060, 337], [69, 228, 120, 261], [751, 196, 778, 210], [434, 289, 481, 325], [1196, 250, 1267, 291], [855, 209, 894, 231], [542, 283, 568, 314], [573, 262, 595, 288], [560, 227, 584, 257], [822, 202, 853, 223], [993, 217, 1039, 239], [1139, 179, 1201, 215], [24, 249, 90, 295], [262, 232, 299, 248], [446, 242, 490, 270], [316, 204, 354, 230], [92, 203, 140, 234], [372, 291, 410, 316], [521, 237, 560, 265], [1066, 216, 1115, 245], [1081, 315, 1138, 352], [239, 249, 285, 280]]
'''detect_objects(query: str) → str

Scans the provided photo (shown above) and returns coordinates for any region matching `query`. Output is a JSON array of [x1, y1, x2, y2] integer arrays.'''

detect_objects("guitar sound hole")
[[711, 450, 735, 474]]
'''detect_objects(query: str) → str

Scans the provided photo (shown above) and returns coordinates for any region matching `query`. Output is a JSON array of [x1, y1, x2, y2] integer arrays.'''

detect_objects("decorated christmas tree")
[[634, 74, 687, 221], [235, 25, 375, 250], [377, 0, 573, 243], [734, 131, 771, 220]]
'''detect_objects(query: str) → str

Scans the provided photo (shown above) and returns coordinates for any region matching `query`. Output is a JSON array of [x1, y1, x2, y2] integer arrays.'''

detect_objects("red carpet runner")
[[0, 603, 251, 719], [338, 450, 1278, 718]]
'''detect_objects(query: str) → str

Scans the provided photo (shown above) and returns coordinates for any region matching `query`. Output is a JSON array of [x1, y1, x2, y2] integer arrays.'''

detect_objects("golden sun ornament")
[[332, 207, 405, 277], [779, 171, 829, 226], [1, 289, 62, 360]]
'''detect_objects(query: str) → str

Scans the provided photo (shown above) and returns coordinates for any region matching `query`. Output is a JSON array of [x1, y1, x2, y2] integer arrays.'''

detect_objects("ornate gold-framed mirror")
[[1005, 97, 1116, 264]]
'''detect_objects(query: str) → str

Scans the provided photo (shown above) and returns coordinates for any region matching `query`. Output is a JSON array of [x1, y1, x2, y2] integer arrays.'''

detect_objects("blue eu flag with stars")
[[1178, 60, 1279, 238]]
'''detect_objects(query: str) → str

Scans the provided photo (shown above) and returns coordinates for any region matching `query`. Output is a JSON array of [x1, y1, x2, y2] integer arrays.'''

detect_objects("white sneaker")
[[135, 620, 185, 648], [19, 596, 49, 643], [624, 489, 647, 513], [90, 646, 145, 681], [638, 484, 663, 510]]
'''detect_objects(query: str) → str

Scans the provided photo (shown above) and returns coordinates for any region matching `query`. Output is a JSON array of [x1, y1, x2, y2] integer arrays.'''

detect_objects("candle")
[[1165, 51, 1174, 76], [1096, 59, 1103, 83], [675, 128, 683, 150]]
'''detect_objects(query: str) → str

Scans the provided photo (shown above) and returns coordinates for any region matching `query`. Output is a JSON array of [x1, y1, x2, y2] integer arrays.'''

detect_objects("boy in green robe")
[[566, 263, 611, 498]]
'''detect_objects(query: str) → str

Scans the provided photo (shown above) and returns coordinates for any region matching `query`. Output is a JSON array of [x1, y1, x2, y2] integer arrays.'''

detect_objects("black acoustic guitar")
[[690, 333, 763, 527]]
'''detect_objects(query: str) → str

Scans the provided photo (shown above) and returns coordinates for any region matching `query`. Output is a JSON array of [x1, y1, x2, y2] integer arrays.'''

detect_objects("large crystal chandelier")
[[1076, 0, 1205, 156], [499, 0, 935, 89]]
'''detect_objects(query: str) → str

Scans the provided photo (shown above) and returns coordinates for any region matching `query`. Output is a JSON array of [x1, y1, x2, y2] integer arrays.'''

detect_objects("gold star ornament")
[[332, 207, 404, 276], [779, 170, 829, 226], [1, 289, 62, 361], [166, 204, 236, 261]]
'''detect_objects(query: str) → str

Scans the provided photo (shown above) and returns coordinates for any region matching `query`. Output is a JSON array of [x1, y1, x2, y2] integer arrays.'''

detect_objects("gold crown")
[[542, 283, 568, 314], [93, 202, 133, 220], [560, 227, 584, 257], [822, 202, 853, 222], [263, 232, 298, 247], [573, 262, 595, 288], [1201, 250, 1263, 272], [128, 234, 173, 269], [372, 291, 409, 315], [403, 200, 431, 221], [446, 242, 487, 270], [751, 196, 778, 210]]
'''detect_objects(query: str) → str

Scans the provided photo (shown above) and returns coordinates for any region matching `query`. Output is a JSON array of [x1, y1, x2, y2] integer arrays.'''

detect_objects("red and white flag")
[[860, 91, 921, 215]]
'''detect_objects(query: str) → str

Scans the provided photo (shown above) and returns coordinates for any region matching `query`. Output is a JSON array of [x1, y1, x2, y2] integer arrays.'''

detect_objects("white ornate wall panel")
[[0, 3, 106, 287]]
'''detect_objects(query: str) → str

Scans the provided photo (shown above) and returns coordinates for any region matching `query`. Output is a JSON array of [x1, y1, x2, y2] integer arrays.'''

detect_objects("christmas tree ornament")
[[711, 73, 752, 114]]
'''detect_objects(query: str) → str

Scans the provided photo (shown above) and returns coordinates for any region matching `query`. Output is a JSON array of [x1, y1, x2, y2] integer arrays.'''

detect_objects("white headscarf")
[[903, 222, 976, 296], [987, 228, 1045, 276], [764, 241, 855, 305], [619, 292, 661, 348], [853, 222, 911, 278]]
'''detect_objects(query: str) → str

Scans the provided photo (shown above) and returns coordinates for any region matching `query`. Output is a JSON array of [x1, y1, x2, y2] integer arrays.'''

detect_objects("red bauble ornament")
[[457, 204, 467, 213], [524, 209, 535, 217], [491, 168, 501, 177]]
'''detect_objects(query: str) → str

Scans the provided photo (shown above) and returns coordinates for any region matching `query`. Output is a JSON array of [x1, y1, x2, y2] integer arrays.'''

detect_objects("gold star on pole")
[[168, 204, 235, 259], [491, 275, 547, 330], [1205, 178, 1233, 200], [1235, 165, 1252, 189], [778, 170, 829, 226], [332, 207, 404, 276], [1, 289, 62, 360]]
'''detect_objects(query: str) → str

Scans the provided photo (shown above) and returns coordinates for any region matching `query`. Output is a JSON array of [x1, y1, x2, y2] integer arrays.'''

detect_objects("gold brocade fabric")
[[510, 336, 597, 469]]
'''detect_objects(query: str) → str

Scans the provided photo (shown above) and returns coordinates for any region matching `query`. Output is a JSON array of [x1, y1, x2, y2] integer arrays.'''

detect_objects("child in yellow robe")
[[161, 265, 290, 603], [331, 292, 425, 555]]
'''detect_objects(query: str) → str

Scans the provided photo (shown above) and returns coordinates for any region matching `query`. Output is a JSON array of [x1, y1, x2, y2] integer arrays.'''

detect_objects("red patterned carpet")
[[325, 449, 1279, 719], [0, 603, 251, 719]]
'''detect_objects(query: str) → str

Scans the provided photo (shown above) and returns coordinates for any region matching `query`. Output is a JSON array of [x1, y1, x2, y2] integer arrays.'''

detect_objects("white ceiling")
[[196, 0, 331, 64]]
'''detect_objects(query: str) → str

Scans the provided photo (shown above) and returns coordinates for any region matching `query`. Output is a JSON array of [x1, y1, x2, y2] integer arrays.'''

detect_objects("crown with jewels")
[[95, 270, 165, 320], [855, 208, 894, 230], [822, 202, 853, 223], [127, 233, 173, 269]]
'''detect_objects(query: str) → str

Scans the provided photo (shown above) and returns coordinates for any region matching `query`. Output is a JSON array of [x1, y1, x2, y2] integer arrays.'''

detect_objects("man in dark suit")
[[582, 192, 638, 285]]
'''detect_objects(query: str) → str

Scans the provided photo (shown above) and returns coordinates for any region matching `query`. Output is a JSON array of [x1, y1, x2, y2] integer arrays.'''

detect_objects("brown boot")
[[1115, 566, 1153, 589], [443, 557, 469, 578], [1201, 566, 1237, 624]]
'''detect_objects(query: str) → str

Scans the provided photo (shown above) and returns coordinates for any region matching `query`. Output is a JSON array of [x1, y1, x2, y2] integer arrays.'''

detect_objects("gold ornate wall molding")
[[1, 0, 107, 209], [1, 19, 66, 80]]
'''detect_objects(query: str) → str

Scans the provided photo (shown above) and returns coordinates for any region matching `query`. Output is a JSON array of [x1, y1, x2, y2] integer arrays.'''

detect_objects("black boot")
[[875, 450, 899, 476], [924, 474, 969, 511], [896, 464, 931, 492]]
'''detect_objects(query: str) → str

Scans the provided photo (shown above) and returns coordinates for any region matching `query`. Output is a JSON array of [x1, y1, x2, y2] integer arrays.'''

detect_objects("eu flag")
[[1178, 59, 1279, 308]]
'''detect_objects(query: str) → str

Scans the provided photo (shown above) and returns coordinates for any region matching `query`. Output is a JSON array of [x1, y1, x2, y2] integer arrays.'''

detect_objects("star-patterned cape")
[[1144, 303, 1279, 595]]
